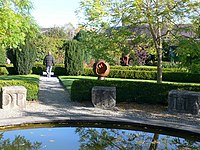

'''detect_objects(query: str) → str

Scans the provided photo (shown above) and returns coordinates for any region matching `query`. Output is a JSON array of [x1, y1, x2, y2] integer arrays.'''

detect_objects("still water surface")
[[0, 126, 199, 150]]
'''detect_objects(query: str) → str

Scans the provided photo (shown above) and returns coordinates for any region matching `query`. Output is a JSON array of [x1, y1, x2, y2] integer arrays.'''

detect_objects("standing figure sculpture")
[[43, 51, 55, 77]]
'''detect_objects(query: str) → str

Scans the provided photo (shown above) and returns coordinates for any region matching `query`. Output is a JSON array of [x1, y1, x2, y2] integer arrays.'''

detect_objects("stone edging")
[[0, 116, 199, 141]]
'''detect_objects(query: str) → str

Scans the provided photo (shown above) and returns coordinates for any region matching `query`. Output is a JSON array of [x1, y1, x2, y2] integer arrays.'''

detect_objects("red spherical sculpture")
[[93, 60, 110, 79]]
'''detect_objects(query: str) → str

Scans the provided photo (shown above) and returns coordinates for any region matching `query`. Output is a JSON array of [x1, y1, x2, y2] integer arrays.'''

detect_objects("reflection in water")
[[75, 128, 200, 150], [0, 133, 42, 150], [0, 127, 199, 150]]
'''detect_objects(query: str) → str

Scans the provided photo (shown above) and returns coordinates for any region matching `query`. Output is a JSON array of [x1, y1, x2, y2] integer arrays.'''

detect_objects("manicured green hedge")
[[84, 68, 200, 83], [32, 63, 66, 75], [32, 63, 45, 75], [54, 64, 66, 75], [0, 67, 9, 75], [0, 64, 16, 75], [0, 75, 39, 100], [110, 66, 187, 72], [70, 79, 200, 104]]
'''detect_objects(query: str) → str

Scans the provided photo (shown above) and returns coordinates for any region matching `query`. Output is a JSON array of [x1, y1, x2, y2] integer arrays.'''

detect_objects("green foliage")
[[70, 79, 200, 104], [78, 0, 200, 83], [0, 0, 39, 49], [0, 67, 8, 75], [0, 75, 40, 100], [32, 63, 66, 75], [34, 34, 65, 64], [109, 66, 186, 72], [84, 68, 200, 83], [4, 64, 16, 75], [176, 38, 200, 73], [64, 40, 84, 75], [0, 48, 6, 64], [32, 63, 45, 75], [54, 64, 66, 75], [34, 24, 78, 64], [13, 39, 36, 75]]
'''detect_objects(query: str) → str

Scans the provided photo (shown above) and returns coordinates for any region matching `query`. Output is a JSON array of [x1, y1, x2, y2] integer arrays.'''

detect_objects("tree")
[[0, 133, 42, 150], [173, 16, 200, 73], [0, 47, 6, 64], [12, 38, 36, 75], [35, 24, 79, 64], [0, 0, 39, 49], [77, 0, 200, 83], [64, 40, 84, 75], [75, 127, 200, 150], [34, 34, 65, 63]]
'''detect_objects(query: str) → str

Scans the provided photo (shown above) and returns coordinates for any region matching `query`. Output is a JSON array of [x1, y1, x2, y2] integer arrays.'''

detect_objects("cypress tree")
[[13, 39, 36, 75], [64, 40, 84, 75]]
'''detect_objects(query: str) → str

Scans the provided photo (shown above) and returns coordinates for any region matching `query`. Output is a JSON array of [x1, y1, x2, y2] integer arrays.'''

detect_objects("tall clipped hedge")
[[13, 39, 36, 75], [64, 40, 84, 75]]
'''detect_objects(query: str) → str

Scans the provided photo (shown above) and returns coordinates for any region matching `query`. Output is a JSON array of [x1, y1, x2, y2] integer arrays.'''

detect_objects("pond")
[[0, 122, 199, 150]]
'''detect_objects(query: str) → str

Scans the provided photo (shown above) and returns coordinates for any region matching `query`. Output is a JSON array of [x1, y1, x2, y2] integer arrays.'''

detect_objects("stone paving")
[[0, 76, 199, 136]]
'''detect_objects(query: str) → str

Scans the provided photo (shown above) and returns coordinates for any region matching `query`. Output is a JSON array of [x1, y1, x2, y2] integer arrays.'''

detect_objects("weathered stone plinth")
[[1, 86, 27, 109], [92, 86, 116, 109], [168, 90, 200, 114]]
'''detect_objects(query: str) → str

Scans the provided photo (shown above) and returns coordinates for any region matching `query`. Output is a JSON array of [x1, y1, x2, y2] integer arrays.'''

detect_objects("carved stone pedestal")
[[92, 86, 116, 109], [1, 86, 27, 109], [168, 90, 200, 114]]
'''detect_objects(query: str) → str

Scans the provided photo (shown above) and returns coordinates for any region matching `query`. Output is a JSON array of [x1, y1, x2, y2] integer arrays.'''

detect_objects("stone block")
[[92, 86, 116, 109], [168, 90, 200, 114], [1, 86, 27, 109]]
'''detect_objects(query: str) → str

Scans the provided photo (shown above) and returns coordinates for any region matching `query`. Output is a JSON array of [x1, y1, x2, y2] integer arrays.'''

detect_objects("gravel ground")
[[0, 76, 199, 128]]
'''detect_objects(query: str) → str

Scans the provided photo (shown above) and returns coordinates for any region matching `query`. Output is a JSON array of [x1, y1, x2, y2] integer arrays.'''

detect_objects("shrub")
[[64, 40, 84, 75], [12, 39, 36, 75], [110, 66, 187, 72], [32, 63, 66, 75], [84, 68, 200, 83], [70, 79, 200, 104], [0, 80, 39, 100], [32, 63, 45, 75], [163, 72, 200, 83], [54, 64, 66, 75], [0, 67, 9, 75]]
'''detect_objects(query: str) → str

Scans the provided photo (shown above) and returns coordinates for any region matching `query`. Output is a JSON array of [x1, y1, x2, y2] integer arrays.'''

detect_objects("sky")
[[31, 0, 81, 28]]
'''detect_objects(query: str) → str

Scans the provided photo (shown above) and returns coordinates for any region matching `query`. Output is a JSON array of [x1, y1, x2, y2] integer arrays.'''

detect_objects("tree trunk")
[[157, 47, 162, 84], [149, 133, 159, 150], [157, 25, 163, 84]]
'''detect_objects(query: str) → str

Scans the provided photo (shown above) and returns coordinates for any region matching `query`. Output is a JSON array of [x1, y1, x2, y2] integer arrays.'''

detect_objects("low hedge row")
[[0, 76, 39, 100], [110, 66, 187, 72], [0, 67, 9, 75], [0, 64, 15, 75], [84, 68, 200, 83], [70, 79, 200, 104], [1, 63, 199, 83], [0, 63, 66, 76], [32, 63, 66, 75]]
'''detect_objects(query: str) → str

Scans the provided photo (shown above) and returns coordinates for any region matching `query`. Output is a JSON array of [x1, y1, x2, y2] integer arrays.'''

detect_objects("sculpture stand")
[[98, 76, 105, 80]]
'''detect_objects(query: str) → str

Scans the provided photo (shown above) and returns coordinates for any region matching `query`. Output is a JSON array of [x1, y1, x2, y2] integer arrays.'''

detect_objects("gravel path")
[[0, 76, 199, 133]]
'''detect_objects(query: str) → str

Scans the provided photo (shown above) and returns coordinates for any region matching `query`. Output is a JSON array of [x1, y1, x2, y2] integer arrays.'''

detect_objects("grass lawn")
[[0, 74, 39, 83]]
